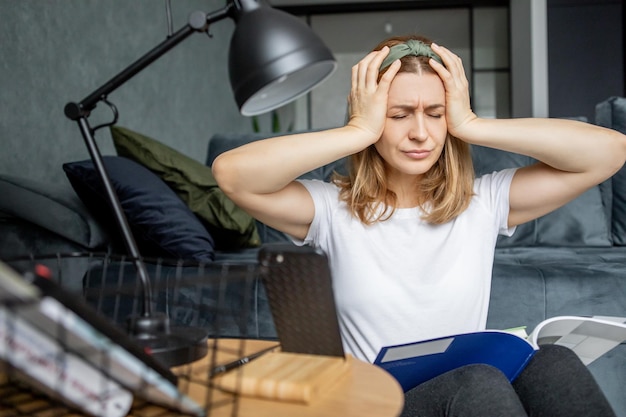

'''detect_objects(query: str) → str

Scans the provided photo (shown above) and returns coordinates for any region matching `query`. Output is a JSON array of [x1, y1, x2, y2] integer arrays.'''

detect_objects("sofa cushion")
[[472, 145, 612, 247], [110, 125, 260, 251], [63, 156, 216, 262], [596, 96, 626, 245], [489, 246, 626, 331], [0, 174, 108, 249]]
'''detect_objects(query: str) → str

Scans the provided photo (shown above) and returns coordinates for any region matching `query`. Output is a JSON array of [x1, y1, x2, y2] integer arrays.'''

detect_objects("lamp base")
[[135, 326, 209, 367], [128, 313, 208, 367]]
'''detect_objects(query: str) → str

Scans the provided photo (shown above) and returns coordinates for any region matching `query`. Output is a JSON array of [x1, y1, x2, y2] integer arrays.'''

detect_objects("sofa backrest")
[[472, 143, 612, 248], [596, 96, 626, 245], [207, 132, 347, 244], [206, 132, 347, 182], [208, 110, 626, 248]]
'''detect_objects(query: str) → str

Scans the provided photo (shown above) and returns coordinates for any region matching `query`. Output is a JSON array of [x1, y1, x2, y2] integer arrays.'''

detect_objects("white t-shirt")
[[296, 168, 517, 363]]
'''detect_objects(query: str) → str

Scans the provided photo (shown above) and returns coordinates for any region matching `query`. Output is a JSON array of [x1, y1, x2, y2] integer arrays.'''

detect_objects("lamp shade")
[[228, 0, 336, 116]]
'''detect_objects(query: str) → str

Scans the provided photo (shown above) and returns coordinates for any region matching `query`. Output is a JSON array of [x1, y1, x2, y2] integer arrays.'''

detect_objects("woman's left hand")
[[429, 43, 478, 140]]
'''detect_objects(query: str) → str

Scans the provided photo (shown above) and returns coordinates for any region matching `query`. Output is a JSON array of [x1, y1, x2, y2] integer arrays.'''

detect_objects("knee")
[[437, 364, 516, 400], [446, 364, 519, 406], [533, 343, 584, 371], [402, 364, 525, 416], [455, 363, 511, 386], [515, 343, 590, 386], [536, 343, 576, 360]]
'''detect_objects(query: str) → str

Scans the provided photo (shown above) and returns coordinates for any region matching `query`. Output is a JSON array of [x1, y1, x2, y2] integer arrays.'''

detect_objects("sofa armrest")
[[0, 174, 109, 250]]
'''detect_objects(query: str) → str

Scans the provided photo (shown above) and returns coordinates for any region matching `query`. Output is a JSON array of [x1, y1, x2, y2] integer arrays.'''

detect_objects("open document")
[[374, 315, 626, 392]]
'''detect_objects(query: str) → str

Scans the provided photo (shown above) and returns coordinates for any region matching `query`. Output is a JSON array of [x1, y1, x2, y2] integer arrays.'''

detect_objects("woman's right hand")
[[346, 46, 401, 144]]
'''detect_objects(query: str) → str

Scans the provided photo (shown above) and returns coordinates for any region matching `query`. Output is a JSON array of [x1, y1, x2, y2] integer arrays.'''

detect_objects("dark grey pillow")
[[63, 157, 216, 262], [0, 174, 108, 249]]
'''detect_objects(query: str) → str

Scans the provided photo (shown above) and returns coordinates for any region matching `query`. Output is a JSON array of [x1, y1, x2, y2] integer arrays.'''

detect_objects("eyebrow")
[[389, 104, 445, 111]]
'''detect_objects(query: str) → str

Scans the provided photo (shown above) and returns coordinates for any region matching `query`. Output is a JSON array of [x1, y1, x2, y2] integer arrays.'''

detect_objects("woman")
[[213, 35, 625, 416]]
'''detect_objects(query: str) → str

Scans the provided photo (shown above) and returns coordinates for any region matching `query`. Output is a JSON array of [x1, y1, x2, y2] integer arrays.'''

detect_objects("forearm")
[[457, 117, 626, 178], [212, 126, 371, 195]]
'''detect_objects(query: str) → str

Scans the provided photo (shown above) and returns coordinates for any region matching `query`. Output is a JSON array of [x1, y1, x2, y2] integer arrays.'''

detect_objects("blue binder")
[[374, 331, 536, 392]]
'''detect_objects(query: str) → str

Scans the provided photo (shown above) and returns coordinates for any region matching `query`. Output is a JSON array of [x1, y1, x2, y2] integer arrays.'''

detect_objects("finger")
[[377, 59, 401, 91], [359, 49, 382, 65], [352, 50, 378, 91], [355, 50, 382, 83], [365, 47, 390, 88], [431, 46, 469, 94], [432, 43, 456, 62], [428, 57, 455, 91], [432, 43, 464, 78]]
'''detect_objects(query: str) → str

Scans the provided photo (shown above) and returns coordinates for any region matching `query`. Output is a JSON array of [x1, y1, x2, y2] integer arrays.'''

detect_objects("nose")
[[409, 113, 428, 142]]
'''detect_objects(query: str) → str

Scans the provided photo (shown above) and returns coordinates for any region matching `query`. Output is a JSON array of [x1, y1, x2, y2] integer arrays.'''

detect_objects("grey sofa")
[[1, 96, 625, 415]]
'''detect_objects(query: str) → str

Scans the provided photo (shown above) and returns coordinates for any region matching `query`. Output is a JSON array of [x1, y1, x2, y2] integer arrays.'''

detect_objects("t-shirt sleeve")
[[291, 179, 338, 246], [474, 168, 518, 236]]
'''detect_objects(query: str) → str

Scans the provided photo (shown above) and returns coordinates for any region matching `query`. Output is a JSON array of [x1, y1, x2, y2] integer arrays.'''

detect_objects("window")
[[274, 1, 511, 131]]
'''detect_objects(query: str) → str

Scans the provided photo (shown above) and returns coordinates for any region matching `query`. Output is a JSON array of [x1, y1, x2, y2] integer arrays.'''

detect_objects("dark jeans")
[[401, 344, 616, 417]]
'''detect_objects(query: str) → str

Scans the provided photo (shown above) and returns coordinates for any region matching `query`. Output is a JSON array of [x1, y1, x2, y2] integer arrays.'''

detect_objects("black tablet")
[[258, 244, 345, 358]]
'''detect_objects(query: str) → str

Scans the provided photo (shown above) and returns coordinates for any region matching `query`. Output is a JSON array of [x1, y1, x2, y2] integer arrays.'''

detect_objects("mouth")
[[402, 149, 432, 160]]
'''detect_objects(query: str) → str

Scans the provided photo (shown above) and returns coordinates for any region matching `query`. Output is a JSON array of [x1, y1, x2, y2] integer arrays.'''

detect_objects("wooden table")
[[168, 338, 404, 417], [1, 339, 404, 417]]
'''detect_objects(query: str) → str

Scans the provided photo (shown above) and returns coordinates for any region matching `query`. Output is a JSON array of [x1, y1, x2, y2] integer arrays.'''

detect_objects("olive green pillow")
[[110, 125, 260, 250]]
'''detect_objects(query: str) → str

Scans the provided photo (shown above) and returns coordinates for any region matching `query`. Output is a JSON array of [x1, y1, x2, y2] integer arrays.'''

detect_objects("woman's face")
[[375, 72, 448, 183]]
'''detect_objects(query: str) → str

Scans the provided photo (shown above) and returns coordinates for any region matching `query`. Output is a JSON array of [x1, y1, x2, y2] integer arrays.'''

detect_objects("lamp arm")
[[63, 4, 234, 327]]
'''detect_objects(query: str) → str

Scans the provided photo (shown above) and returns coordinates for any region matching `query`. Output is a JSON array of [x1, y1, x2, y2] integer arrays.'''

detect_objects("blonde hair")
[[333, 35, 475, 225]]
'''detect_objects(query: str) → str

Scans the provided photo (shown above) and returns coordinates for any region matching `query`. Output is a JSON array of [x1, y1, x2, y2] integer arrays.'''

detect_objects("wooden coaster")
[[212, 352, 352, 404]]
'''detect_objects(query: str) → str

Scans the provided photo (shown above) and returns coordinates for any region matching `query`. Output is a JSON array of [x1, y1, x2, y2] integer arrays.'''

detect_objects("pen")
[[210, 344, 279, 377]]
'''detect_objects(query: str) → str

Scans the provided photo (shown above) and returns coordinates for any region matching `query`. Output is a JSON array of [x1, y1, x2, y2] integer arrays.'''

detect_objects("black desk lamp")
[[64, 0, 336, 367]]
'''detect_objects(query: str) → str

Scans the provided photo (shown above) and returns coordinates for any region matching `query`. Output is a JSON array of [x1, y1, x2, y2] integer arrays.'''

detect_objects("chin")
[[403, 161, 437, 176], [392, 167, 434, 179]]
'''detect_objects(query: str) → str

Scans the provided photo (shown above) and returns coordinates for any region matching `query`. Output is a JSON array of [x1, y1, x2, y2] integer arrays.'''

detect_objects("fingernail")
[[431, 42, 439, 48]]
